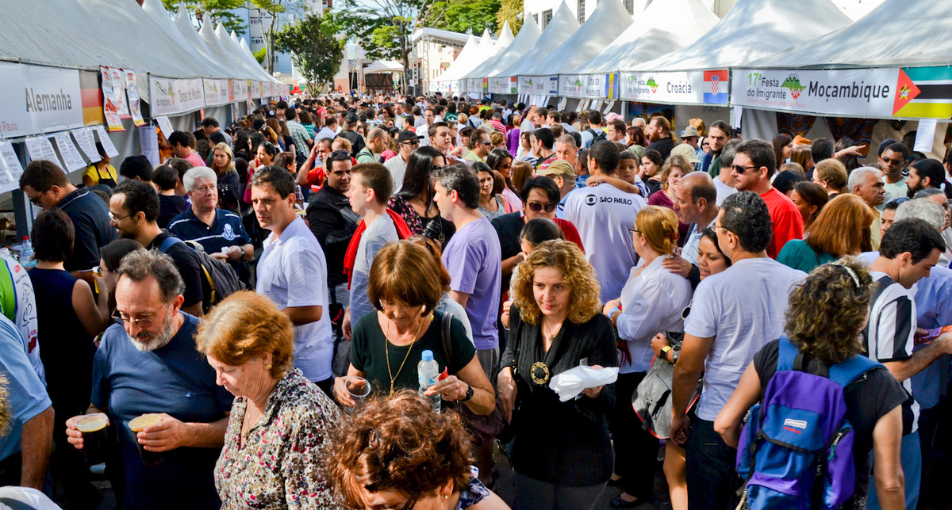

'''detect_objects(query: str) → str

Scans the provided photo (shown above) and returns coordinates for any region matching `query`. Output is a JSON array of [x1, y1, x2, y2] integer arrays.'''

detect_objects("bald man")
[[356, 128, 389, 164], [664, 172, 720, 287]]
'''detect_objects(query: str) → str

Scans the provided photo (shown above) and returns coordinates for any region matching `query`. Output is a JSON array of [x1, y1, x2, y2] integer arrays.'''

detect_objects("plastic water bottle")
[[417, 350, 441, 412], [19, 237, 35, 268]]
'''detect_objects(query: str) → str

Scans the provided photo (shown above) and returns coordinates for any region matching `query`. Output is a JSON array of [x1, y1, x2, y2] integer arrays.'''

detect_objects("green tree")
[[252, 47, 268, 65], [496, 0, 523, 35], [274, 14, 343, 95], [329, 0, 449, 93], [422, 0, 499, 35], [161, 0, 247, 35]]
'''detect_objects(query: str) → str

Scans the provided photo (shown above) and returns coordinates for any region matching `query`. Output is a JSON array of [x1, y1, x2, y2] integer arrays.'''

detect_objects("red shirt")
[[553, 218, 584, 253], [760, 187, 804, 259]]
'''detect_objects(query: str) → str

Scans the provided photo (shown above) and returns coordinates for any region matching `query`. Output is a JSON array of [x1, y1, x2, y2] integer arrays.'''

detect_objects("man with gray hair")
[[914, 187, 952, 265], [849, 166, 887, 249], [64, 249, 232, 510], [168, 167, 254, 284], [665, 172, 719, 286]]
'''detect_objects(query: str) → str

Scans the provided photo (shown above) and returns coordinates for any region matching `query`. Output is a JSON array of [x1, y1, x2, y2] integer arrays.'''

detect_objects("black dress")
[[503, 305, 618, 487]]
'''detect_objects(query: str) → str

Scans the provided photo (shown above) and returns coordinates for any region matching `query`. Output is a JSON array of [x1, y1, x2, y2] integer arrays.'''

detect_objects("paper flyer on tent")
[[100, 67, 125, 132], [52, 131, 86, 172], [93, 126, 119, 158], [25, 136, 63, 168], [111, 67, 130, 119], [0, 141, 23, 181], [0, 152, 13, 187], [155, 116, 173, 140], [139, 126, 160, 168], [71, 128, 99, 162], [124, 70, 145, 127]]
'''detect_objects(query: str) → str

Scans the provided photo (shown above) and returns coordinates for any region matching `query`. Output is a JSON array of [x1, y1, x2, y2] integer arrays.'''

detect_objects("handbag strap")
[[440, 311, 455, 373]]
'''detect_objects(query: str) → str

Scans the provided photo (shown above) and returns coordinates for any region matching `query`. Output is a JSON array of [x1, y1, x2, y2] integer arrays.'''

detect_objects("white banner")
[[0, 62, 84, 138], [176, 78, 205, 113], [0, 141, 24, 181], [489, 77, 517, 95], [203, 78, 223, 106], [620, 70, 729, 105], [466, 78, 483, 95], [560, 74, 610, 99], [518, 75, 558, 95], [232, 79, 248, 101], [730, 68, 903, 118], [149, 77, 178, 116], [250, 81, 261, 99]]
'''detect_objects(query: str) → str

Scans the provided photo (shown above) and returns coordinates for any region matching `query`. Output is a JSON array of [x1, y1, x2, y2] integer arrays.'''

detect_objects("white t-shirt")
[[713, 176, 736, 206], [256, 217, 334, 382], [563, 182, 646, 302], [384, 155, 408, 194], [684, 257, 804, 421]]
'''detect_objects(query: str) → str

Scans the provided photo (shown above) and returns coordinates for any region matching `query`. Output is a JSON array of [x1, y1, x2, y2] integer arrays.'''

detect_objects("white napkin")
[[549, 365, 619, 402]]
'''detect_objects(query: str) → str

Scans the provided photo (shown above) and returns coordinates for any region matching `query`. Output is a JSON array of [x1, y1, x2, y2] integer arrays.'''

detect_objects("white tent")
[[198, 21, 259, 82], [0, 0, 135, 71], [481, 20, 541, 79], [230, 30, 280, 85], [572, 0, 719, 74], [364, 61, 405, 74], [521, 0, 632, 76], [464, 22, 515, 81], [142, 0, 239, 79], [633, 0, 852, 71], [440, 29, 496, 83], [217, 24, 279, 84], [744, 0, 952, 68], [173, 5, 252, 81], [432, 34, 478, 93], [78, 0, 221, 79], [499, 2, 580, 79]]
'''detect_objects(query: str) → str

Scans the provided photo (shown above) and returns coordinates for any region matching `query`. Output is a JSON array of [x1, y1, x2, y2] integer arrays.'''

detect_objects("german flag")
[[80, 70, 105, 126], [894, 67, 952, 119]]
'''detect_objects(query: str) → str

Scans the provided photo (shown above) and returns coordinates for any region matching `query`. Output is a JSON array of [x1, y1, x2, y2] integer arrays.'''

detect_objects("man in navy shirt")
[[168, 167, 253, 283], [65, 250, 231, 510], [20, 160, 117, 272]]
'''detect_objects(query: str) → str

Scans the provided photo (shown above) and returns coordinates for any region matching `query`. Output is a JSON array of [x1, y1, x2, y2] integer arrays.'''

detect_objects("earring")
[[265, 364, 272, 370]]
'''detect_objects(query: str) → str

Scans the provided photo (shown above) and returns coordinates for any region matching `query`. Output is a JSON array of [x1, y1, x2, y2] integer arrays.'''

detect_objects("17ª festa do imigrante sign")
[[730, 67, 952, 120]]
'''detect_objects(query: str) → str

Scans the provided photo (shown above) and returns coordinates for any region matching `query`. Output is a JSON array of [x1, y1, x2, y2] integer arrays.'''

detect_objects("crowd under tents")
[[434, 28, 500, 96], [0, 0, 287, 232]]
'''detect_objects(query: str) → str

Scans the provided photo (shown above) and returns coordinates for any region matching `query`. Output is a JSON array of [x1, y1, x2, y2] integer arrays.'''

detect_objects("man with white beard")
[[64, 250, 232, 510]]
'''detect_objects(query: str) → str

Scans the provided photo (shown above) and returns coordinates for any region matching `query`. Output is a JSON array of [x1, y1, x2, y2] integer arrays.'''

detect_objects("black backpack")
[[588, 128, 607, 145], [158, 236, 244, 311]]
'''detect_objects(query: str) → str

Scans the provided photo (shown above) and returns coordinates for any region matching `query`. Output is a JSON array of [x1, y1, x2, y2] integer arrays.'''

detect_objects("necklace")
[[385, 314, 432, 396]]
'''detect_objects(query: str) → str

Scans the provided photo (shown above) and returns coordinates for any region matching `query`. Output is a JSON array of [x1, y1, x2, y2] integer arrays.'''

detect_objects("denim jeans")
[[685, 416, 739, 510]]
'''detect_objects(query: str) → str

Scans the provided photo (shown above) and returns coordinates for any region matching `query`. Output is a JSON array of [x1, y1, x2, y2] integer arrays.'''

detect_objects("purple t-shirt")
[[442, 217, 502, 350]]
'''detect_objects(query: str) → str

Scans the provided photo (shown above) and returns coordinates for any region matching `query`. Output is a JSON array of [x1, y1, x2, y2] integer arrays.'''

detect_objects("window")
[[625, 0, 633, 14], [578, 0, 585, 23], [543, 9, 552, 27], [532, 13, 539, 26]]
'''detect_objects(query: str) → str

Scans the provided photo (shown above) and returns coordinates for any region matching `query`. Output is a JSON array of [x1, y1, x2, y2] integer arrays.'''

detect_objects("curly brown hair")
[[511, 239, 601, 325], [785, 257, 872, 364], [327, 391, 473, 506]]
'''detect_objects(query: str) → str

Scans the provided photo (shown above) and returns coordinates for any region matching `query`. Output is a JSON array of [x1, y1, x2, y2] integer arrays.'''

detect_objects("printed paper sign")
[[111, 67, 129, 119], [139, 126, 160, 168], [71, 127, 99, 161], [204, 78, 222, 106], [101, 67, 125, 131], [155, 116, 174, 139], [25, 136, 63, 168], [123, 70, 145, 126], [0, 152, 13, 187], [914, 119, 937, 153], [53, 131, 87, 171], [0, 141, 23, 181], [93, 125, 119, 158]]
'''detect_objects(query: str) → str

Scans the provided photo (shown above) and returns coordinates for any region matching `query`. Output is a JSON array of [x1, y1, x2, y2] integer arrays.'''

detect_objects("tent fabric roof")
[[500, 1, 580, 77], [746, 0, 952, 68], [521, 0, 632, 76], [216, 23, 278, 83], [434, 34, 479, 83], [481, 19, 542, 78], [633, 0, 852, 71], [143, 0, 239, 79], [230, 30, 280, 83], [445, 28, 498, 80], [572, 0, 719, 74], [364, 60, 404, 74], [464, 21, 517, 80], [78, 0, 222, 79], [173, 5, 253, 80]]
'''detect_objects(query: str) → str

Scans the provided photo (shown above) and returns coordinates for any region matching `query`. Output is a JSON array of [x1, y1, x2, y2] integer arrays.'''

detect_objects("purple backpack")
[[736, 337, 879, 510]]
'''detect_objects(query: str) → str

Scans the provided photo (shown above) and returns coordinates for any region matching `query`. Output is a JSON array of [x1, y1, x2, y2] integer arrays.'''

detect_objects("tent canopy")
[[633, 0, 852, 71], [143, 0, 239, 79], [464, 21, 515, 80], [434, 34, 478, 83], [173, 5, 253, 80], [500, 1, 580, 77], [746, 0, 952, 68], [364, 60, 404, 74], [216, 23, 278, 83], [521, 0, 632, 76], [572, 0, 719, 74], [481, 19, 541, 78]]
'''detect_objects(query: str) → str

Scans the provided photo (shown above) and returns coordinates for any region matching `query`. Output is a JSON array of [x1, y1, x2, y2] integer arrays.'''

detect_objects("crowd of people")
[[0, 92, 951, 510]]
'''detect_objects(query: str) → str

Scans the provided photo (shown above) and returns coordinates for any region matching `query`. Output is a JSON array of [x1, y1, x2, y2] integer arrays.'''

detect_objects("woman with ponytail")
[[602, 205, 693, 508]]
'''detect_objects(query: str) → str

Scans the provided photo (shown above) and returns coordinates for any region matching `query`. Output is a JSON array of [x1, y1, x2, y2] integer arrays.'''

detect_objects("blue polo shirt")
[[91, 314, 232, 510], [166, 208, 251, 255], [0, 314, 51, 464]]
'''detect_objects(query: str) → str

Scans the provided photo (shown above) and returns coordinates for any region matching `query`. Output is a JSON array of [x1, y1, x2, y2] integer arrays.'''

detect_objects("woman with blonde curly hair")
[[778, 193, 874, 273], [327, 391, 509, 510], [603, 206, 692, 507], [195, 291, 342, 509], [715, 259, 907, 510], [497, 239, 618, 509]]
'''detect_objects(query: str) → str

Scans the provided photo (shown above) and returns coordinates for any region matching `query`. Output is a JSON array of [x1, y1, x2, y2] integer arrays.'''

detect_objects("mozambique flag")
[[894, 67, 952, 119], [80, 70, 105, 126]]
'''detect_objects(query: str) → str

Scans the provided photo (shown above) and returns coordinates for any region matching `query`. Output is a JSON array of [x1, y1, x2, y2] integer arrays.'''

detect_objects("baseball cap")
[[536, 159, 577, 180], [345, 112, 359, 124], [680, 126, 700, 139], [670, 143, 699, 164], [396, 130, 422, 143]]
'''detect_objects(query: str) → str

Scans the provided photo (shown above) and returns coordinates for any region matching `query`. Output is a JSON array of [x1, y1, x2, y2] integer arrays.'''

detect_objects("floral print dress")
[[215, 368, 343, 509]]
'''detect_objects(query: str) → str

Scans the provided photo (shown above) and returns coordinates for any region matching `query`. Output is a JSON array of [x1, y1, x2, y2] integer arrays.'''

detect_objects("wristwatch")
[[460, 384, 474, 402]]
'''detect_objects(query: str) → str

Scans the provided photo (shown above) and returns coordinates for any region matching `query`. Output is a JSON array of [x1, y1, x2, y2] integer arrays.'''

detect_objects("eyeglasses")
[[731, 164, 758, 174], [881, 157, 904, 166], [113, 302, 170, 328], [526, 202, 557, 213], [401, 140, 420, 146], [713, 225, 732, 234], [628, 227, 641, 235], [108, 211, 132, 223], [28, 188, 51, 206]]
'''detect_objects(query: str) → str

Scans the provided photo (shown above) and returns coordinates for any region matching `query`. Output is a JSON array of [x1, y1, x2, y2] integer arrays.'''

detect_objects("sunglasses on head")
[[527, 202, 556, 213]]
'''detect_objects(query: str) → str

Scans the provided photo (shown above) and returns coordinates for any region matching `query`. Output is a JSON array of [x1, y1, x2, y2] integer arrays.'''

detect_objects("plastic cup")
[[75, 414, 108, 466], [129, 414, 164, 467], [345, 377, 371, 412]]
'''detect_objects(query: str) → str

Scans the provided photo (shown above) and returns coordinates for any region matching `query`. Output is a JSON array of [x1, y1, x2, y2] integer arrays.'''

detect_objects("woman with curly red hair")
[[327, 391, 509, 510]]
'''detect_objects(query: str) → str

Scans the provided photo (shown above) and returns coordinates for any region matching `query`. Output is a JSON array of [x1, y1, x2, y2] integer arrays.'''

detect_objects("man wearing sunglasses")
[[730, 139, 803, 259], [880, 142, 911, 205], [384, 130, 422, 192], [464, 128, 493, 164], [536, 159, 577, 218]]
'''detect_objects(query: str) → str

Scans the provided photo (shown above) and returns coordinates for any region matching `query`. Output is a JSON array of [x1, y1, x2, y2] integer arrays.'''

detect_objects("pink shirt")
[[184, 152, 205, 168]]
